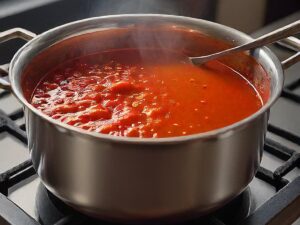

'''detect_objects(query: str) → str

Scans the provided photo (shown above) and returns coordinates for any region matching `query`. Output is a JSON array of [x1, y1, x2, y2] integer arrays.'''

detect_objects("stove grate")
[[0, 66, 300, 225], [282, 78, 300, 104], [281, 89, 300, 104]]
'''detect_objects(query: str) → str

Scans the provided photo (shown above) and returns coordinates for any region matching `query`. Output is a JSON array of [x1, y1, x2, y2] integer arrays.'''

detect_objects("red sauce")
[[30, 49, 263, 138]]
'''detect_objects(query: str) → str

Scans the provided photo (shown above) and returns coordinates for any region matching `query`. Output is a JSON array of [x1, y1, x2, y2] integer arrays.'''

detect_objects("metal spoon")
[[190, 20, 300, 65]]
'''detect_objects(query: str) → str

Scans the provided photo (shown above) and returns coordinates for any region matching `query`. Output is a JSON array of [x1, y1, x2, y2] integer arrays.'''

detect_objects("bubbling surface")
[[29, 49, 263, 138]]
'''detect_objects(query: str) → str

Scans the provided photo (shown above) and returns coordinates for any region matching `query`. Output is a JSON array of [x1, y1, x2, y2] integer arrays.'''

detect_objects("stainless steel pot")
[[0, 15, 299, 222]]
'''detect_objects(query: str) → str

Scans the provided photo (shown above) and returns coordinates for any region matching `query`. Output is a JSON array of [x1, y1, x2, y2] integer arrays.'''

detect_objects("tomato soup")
[[29, 49, 263, 138]]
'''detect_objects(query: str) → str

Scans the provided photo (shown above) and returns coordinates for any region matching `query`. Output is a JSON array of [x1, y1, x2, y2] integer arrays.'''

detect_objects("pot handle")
[[278, 36, 300, 69], [0, 28, 36, 91]]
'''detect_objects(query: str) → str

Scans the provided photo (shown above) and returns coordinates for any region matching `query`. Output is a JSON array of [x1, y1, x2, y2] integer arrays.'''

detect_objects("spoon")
[[190, 20, 300, 65]]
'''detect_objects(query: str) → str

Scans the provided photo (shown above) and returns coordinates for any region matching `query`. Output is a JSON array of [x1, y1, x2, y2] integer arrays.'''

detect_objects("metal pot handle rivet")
[[0, 28, 36, 91]]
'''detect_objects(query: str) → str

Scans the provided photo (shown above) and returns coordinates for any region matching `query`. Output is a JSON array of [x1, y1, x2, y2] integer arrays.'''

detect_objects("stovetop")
[[0, 4, 300, 224]]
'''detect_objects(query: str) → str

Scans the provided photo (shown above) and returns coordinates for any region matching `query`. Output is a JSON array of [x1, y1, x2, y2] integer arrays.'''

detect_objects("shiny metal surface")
[[190, 20, 300, 65], [278, 34, 300, 69], [282, 52, 300, 69], [0, 28, 36, 43], [0, 15, 292, 221], [0, 28, 36, 90], [27, 110, 265, 221], [277, 36, 300, 51]]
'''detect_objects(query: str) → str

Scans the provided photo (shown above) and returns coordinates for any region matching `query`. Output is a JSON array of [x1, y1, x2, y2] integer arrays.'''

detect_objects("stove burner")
[[36, 182, 252, 225]]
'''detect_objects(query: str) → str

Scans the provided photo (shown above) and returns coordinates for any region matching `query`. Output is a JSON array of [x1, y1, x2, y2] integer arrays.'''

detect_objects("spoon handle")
[[191, 20, 300, 64]]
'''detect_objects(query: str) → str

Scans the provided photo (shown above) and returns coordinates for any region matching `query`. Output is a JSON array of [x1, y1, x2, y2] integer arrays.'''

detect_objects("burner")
[[36, 182, 76, 225], [36, 182, 252, 225]]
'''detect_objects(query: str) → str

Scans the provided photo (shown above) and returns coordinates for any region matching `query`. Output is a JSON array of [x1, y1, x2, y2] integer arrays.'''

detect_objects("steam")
[[87, 0, 179, 17], [83, 0, 216, 64], [87, 0, 212, 19], [86, 1, 196, 63]]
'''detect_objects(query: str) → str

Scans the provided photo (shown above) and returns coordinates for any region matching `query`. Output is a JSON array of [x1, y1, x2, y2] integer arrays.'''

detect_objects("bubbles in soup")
[[29, 49, 264, 138]]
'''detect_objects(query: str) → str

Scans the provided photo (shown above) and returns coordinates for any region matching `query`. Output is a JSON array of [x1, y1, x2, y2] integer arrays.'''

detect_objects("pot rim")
[[9, 14, 284, 144]]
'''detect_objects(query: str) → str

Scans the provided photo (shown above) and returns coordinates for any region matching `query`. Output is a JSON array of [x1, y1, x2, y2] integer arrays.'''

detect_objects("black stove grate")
[[282, 78, 300, 104], [0, 67, 300, 225]]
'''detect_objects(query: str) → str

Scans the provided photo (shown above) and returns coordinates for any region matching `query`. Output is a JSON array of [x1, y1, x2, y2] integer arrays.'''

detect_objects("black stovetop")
[[0, 2, 300, 225]]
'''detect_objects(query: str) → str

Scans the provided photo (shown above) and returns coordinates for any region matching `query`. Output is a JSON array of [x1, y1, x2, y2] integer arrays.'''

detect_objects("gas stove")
[[0, 2, 300, 224]]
